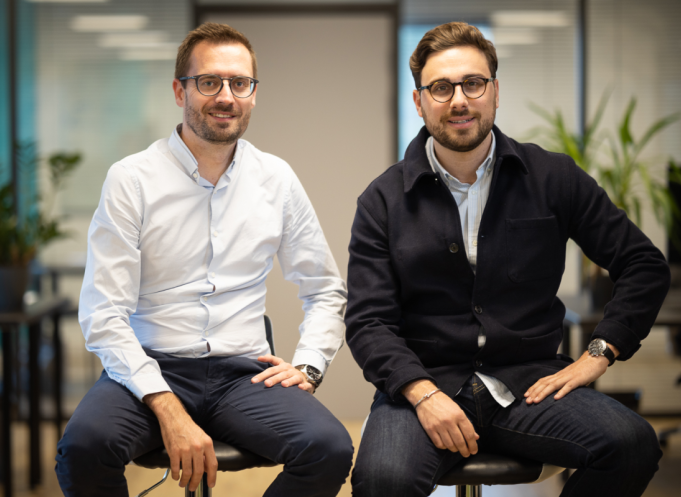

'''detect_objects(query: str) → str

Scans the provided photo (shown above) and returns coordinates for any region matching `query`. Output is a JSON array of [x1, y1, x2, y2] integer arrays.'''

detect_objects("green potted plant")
[[529, 95, 681, 309], [0, 142, 81, 311]]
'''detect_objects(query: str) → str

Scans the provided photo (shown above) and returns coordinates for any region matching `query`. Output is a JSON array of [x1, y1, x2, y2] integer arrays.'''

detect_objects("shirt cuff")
[[592, 319, 642, 361], [124, 372, 173, 402], [292, 349, 328, 376]]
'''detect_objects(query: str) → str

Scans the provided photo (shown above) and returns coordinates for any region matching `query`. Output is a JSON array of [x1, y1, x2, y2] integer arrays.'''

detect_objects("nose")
[[214, 80, 236, 104], [449, 84, 469, 111]]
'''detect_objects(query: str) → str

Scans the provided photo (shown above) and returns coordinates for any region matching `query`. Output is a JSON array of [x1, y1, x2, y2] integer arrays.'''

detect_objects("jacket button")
[[474, 305, 482, 314], [449, 243, 459, 253], [475, 359, 483, 367]]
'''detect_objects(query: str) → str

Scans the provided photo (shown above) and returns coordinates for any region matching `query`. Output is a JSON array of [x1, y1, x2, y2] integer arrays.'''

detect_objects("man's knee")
[[352, 451, 429, 497], [56, 416, 127, 475], [290, 419, 354, 482], [598, 411, 662, 475]]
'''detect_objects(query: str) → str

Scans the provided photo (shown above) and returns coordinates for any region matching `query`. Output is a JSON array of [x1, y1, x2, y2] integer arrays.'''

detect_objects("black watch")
[[588, 339, 616, 367], [295, 364, 323, 389]]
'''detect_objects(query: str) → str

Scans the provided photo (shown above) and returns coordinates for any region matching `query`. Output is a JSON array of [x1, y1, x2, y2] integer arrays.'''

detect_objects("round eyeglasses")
[[417, 77, 495, 103], [178, 74, 259, 98]]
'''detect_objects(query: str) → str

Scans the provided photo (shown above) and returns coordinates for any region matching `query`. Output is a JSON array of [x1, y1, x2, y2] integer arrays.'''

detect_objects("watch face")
[[305, 366, 322, 382], [588, 339, 606, 356]]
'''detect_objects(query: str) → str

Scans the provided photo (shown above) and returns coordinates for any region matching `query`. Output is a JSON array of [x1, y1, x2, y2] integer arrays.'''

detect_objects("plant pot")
[[0, 265, 30, 312]]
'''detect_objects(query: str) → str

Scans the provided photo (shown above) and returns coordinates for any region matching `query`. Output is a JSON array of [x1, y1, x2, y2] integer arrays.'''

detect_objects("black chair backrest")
[[264, 315, 275, 355]]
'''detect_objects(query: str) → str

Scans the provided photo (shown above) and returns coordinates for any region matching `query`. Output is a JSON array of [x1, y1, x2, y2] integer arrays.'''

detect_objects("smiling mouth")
[[210, 113, 235, 118], [449, 117, 474, 124]]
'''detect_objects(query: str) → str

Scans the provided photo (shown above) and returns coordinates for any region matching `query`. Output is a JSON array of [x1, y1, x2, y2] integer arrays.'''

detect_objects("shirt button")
[[202, 296, 208, 302], [474, 305, 482, 314], [473, 240, 478, 247], [475, 359, 483, 367], [192, 172, 198, 179], [449, 243, 459, 253], [210, 272, 216, 278], [212, 230, 218, 237], [205, 331, 210, 336], [471, 190, 477, 195]]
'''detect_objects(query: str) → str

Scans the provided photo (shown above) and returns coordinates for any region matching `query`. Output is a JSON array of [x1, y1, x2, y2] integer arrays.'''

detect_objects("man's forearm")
[[144, 391, 187, 422]]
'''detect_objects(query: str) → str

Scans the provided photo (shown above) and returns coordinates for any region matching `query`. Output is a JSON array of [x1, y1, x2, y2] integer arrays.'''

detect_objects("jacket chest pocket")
[[505, 216, 563, 282]]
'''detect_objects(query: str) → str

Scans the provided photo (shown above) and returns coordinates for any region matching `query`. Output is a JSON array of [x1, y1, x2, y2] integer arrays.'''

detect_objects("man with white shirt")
[[347, 22, 668, 497], [55, 22, 352, 497]]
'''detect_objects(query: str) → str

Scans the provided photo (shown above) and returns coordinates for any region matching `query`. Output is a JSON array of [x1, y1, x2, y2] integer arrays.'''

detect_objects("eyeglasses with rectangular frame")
[[418, 77, 495, 102], [178, 74, 259, 98]]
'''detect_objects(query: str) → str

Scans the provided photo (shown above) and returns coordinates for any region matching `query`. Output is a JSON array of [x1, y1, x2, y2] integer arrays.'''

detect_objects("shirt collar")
[[168, 124, 243, 186], [426, 131, 496, 190]]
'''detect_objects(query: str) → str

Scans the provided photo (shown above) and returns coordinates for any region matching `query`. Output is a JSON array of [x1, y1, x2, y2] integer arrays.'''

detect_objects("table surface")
[[0, 295, 71, 325], [561, 289, 681, 327]]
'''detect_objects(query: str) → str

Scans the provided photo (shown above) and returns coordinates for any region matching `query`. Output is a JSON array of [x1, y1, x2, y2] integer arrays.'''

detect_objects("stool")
[[435, 452, 564, 496], [132, 315, 278, 496], [132, 440, 278, 496]]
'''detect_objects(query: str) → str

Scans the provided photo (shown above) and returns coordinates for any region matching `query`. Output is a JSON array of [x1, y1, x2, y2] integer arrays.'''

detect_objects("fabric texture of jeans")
[[352, 374, 661, 497], [55, 349, 353, 497]]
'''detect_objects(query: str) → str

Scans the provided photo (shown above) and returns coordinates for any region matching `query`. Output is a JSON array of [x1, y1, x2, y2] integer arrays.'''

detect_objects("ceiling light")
[[491, 11, 570, 28], [98, 31, 169, 48], [70, 15, 148, 32], [28, 0, 108, 3], [119, 48, 177, 61], [491, 28, 540, 46]]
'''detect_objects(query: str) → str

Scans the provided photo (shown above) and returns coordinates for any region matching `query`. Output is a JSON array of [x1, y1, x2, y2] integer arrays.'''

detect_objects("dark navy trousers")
[[353, 374, 662, 497], [55, 349, 353, 497]]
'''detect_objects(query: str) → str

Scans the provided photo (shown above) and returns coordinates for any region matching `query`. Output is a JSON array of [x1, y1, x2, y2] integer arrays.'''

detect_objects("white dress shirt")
[[79, 126, 347, 401], [425, 134, 515, 407]]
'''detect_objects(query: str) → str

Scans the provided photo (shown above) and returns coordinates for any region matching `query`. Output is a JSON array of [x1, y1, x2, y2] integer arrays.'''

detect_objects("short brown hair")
[[175, 22, 257, 80], [410, 22, 497, 88]]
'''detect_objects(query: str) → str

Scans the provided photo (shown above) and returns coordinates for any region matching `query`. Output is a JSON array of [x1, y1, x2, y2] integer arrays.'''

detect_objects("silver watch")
[[295, 364, 323, 388], [588, 338, 616, 367]]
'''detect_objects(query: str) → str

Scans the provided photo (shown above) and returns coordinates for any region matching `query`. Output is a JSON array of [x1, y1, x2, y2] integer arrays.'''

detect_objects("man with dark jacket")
[[346, 22, 669, 497]]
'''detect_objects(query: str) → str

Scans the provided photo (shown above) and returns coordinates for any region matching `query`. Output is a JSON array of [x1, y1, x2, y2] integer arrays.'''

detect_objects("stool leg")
[[185, 473, 211, 497], [456, 484, 482, 497]]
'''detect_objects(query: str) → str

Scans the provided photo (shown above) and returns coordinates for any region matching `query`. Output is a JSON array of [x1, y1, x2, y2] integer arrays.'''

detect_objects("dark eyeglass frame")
[[417, 77, 495, 102], [178, 74, 259, 98]]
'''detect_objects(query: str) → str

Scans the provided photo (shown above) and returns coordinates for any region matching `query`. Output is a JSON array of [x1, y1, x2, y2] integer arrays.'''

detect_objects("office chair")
[[132, 315, 279, 497]]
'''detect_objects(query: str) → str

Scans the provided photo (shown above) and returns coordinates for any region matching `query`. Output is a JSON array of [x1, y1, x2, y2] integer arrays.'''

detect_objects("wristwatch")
[[295, 364, 323, 389], [588, 339, 616, 367]]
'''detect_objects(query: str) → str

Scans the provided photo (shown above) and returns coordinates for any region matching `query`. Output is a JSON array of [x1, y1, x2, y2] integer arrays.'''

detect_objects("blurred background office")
[[1, 0, 680, 496]]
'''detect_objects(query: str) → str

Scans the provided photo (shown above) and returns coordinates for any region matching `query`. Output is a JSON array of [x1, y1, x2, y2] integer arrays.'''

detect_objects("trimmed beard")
[[423, 107, 495, 153], [185, 101, 250, 145]]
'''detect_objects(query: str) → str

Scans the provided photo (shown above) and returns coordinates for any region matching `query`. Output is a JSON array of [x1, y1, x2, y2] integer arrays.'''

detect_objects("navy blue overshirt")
[[345, 125, 670, 402]]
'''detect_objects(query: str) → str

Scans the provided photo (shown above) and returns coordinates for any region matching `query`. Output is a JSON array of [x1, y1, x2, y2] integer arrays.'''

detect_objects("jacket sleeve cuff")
[[292, 349, 329, 376], [592, 319, 642, 361], [385, 364, 437, 403], [123, 372, 173, 402]]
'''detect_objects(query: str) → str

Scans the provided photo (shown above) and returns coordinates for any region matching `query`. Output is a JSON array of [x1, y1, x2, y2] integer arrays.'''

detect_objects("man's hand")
[[252, 354, 316, 393], [524, 344, 620, 404], [402, 380, 479, 457], [143, 392, 217, 492]]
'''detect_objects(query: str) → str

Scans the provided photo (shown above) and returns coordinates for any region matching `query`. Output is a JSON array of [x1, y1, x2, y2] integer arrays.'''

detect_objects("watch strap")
[[603, 345, 616, 367]]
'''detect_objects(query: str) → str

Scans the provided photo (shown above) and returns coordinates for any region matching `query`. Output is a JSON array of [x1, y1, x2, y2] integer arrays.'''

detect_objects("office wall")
[[200, 11, 394, 419]]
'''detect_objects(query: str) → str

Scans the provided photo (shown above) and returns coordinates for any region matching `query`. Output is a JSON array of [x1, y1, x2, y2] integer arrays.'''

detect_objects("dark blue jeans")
[[352, 374, 661, 497], [55, 349, 353, 497]]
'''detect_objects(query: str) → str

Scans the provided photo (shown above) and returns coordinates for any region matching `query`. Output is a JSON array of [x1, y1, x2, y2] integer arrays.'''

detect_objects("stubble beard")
[[424, 107, 495, 153], [185, 101, 251, 146]]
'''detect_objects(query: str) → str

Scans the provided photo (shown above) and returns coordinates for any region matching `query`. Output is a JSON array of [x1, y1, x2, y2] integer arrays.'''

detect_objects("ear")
[[494, 78, 499, 109], [413, 89, 424, 118], [172, 79, 186, 108]]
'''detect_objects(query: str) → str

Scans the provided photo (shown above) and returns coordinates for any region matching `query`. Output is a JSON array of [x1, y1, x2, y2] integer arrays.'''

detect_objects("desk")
[[562, 289, 681, 354], [1, 296, 71, 497]]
